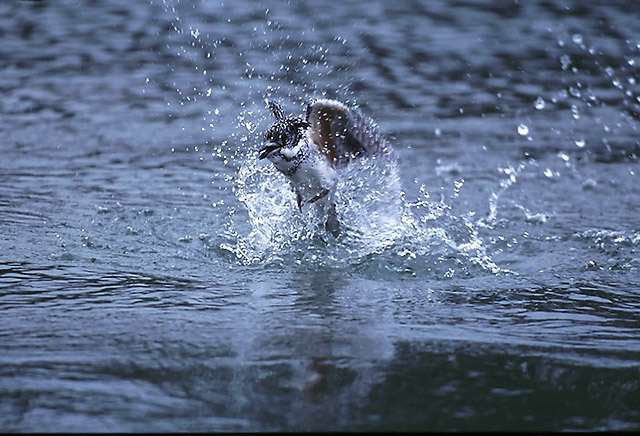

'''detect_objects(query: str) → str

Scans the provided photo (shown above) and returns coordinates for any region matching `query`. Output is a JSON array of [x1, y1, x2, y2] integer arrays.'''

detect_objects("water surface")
[[1, 0, 639, 431]]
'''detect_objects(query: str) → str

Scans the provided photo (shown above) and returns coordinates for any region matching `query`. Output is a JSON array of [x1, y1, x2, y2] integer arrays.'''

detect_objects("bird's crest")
[[265, 99, 309, 130], [266, 99, 286, 121]]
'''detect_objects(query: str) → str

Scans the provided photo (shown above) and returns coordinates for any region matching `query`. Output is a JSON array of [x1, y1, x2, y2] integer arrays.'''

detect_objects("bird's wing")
[[307, 99, 390, 167]]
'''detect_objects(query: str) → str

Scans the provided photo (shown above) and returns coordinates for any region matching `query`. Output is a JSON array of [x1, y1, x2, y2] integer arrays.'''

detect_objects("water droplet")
[[582, 178, 597, 190], [558, 152, 569, 162], [543, 168, 553, 178], [534, 97, 545, 110], [206, 88, 212, 97], [517, 124, 529, 135], [569, 86, 581, 98], [571, 105, 580, 119], [575, 139, 585, 148], [434, 127, 442, 137], [572, 33, 583, 45]]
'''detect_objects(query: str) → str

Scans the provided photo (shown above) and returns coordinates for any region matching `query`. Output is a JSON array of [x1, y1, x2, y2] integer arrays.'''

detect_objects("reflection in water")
[[360, 341, 640, 431]]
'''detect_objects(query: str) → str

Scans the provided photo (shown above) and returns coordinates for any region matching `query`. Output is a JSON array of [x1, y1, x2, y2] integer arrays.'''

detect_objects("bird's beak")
[[258, 142, 281, 159]]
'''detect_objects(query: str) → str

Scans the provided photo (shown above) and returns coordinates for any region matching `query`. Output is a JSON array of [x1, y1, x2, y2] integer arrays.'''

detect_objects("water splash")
[[221, 144, 501, 278], [480, 161, 530, 228]]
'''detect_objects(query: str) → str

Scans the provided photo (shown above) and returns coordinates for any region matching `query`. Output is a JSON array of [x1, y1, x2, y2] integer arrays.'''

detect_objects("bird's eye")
[[266, 131, 279, 145]]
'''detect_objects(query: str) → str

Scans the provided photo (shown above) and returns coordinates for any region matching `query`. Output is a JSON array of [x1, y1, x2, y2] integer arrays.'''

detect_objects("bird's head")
[[259, 100, 310, 160]]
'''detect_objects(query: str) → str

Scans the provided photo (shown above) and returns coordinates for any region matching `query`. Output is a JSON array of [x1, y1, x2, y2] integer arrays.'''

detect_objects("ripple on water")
[[1, 0, 640, 432]]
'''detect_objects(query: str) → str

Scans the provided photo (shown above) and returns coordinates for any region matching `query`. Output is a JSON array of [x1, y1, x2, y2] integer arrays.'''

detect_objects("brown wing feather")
[[307, 99, 389, 167]]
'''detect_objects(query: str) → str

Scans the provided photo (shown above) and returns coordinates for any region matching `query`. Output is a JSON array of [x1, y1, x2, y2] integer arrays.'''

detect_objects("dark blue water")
[[1, 0, 639, 431]]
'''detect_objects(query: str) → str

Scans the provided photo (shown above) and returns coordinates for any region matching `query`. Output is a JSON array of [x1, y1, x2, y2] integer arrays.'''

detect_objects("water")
[[1, 0, 639, 431]]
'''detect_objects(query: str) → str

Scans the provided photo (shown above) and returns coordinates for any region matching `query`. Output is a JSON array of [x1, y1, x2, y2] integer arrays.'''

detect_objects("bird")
[[258, 98, 392, 236]]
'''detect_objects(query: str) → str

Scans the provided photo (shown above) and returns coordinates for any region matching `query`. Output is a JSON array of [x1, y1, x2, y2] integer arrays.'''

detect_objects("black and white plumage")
[[259, 98, 392, 235]]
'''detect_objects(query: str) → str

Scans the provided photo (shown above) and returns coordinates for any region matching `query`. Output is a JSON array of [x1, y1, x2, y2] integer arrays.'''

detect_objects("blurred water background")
[[1, 0, 639, 431]]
